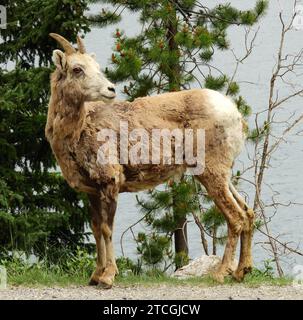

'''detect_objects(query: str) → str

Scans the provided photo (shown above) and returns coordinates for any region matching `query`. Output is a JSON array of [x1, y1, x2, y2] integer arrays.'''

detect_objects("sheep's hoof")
[[89, 267, 106, 286], [88, 278, 99, 286], [97, 277, 114, 290], [211, 272, 225, 284], [97, 266, 116, 289], [232, 266, 252, 282], [89, 275, 114, 289]]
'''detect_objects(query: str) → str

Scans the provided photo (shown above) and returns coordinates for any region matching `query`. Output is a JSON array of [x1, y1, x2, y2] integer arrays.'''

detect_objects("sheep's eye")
[[73, 67, 83, 75]]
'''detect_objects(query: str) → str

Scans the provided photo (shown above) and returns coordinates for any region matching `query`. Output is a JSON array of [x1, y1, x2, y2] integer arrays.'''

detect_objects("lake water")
[[84, 1, 303, 274]]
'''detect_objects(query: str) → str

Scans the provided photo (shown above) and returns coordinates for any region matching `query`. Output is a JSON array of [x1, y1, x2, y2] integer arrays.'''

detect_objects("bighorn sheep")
[[45, 33, 254, 288]]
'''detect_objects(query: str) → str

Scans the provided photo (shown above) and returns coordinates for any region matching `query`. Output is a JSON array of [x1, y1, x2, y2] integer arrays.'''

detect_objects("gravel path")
[[0, 284, 303, 300]]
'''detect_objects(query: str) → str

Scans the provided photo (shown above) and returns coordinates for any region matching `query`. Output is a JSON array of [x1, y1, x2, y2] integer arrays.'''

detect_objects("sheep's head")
[[50, 33, 116, 103]]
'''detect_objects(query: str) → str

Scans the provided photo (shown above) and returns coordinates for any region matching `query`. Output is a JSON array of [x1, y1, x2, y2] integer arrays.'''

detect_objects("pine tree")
[[137, 178, 200, 269], [0, 0, 94, 262], [91, 0, 268, 268]]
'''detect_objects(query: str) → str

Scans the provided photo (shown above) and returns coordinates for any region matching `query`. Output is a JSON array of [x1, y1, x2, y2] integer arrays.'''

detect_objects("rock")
[[172, 255, 237, 279]]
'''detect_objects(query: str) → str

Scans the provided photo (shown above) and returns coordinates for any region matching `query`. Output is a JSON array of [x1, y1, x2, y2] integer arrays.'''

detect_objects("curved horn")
[[77, 35, 86, 54], [49, 33, 76, 55]]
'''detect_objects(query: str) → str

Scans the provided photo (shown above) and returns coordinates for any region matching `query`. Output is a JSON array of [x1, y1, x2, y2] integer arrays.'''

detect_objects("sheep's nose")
[[108, 87, 116, 93]]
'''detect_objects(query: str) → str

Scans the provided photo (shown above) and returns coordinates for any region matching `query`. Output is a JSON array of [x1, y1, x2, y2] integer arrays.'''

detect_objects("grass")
[[7, 267, 88, 287], [116, 273, 292, 288], [1, 252, 292, 288], [4, 265, 292, 288]]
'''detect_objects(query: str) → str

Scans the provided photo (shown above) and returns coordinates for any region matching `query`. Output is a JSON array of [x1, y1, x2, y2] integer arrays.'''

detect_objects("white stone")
[[172, 255, 237, 279]]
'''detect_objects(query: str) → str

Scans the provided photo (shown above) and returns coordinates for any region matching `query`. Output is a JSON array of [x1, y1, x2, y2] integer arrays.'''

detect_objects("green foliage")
[[174, 251, 190, 269], [248, 121, 270, 142], [205, 75, 228, 91], [0, 0, 99, 262], [249, 260, 275, 279], [209, 1, 268, 28], [235, 96, 252, 118], [138, 180, 199, 232], [135, 179, 201, 269], [136, 231, 172, 267], [0, 248, 95, 286], [201, 205, 227, 251], [116, 256, 142, 276], [0, 0, 91, 65], [61, 246, 95, 277], [202, 206, 226, 229], [88, 7, 121, 27], [94, 0, 268, 101]]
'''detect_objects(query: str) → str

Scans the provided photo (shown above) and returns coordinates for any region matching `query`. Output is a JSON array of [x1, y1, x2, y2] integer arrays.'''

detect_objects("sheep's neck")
[[56, 98, 86, 138], [48, 80, 87, 141]]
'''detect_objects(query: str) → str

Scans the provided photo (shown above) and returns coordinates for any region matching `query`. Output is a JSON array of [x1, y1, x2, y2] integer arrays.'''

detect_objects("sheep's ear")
[[52, 50, 67, 71], [90, 52, 96, 60]]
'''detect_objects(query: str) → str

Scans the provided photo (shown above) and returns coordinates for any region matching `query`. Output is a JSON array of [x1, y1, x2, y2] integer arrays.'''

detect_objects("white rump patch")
[[204, 89, 245, 159]]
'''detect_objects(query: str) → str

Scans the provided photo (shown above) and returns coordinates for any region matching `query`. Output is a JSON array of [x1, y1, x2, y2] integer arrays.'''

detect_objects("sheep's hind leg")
[[197, 171, 246, 283], [229, 183, 255, 281]]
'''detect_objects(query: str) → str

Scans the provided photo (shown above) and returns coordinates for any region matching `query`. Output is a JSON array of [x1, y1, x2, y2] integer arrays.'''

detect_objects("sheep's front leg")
[[88, 194, 107, 286], [97, 184, 119, 289]]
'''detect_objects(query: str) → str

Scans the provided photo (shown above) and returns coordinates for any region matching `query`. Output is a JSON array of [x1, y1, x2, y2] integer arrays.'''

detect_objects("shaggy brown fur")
[[46, 34, 255, 288]]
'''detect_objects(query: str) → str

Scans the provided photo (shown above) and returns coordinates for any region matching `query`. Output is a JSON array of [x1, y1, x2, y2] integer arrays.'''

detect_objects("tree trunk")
[[174, 216, 188, 255], [166, 5, 181, 91], [166, 5, 188, 267], [212, 226, 217, 255]]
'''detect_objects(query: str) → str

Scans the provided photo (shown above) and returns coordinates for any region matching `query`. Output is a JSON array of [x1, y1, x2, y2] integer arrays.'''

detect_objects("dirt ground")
[[0, 284, 302, 300]]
